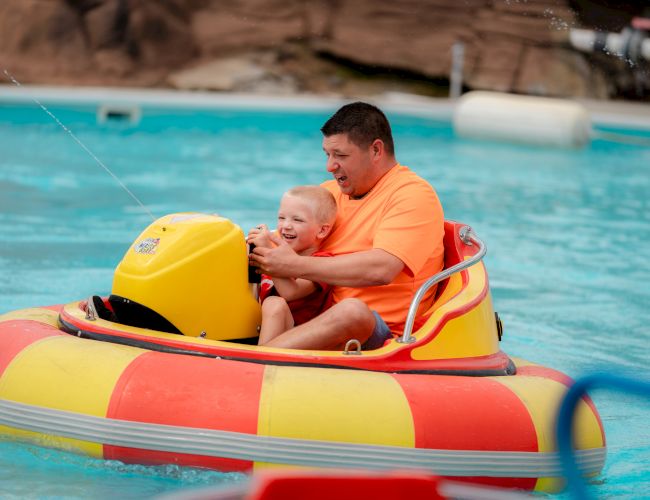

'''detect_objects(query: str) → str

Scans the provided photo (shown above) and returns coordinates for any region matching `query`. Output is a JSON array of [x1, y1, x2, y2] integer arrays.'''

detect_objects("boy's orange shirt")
[[320, 164, 445, 334]]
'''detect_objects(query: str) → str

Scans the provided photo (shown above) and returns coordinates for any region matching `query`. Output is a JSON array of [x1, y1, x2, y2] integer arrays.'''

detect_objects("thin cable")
[[3, 69, 155, 221]]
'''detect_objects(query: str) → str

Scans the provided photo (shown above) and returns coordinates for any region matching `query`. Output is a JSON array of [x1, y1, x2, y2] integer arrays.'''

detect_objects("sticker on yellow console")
[[133, 238, 160, 254]]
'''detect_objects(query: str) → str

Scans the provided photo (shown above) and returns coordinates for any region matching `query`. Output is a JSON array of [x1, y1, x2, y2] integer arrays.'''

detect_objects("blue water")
[[0, 100, 649, 498]]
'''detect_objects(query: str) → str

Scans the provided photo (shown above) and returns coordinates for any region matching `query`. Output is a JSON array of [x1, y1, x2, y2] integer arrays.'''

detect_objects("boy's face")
[[277, 194, 330, 255]]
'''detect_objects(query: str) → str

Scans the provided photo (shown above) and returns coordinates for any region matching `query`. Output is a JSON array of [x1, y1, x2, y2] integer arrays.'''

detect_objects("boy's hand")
[[247, 224, 273, 248], [249, 232, 300, 278]]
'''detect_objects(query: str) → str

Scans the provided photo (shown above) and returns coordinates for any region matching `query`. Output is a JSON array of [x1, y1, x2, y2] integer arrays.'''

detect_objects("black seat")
[[107, 295, 182, 334]]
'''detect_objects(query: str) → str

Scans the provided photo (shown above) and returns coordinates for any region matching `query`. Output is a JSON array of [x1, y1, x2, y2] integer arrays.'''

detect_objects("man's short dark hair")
[[321, 102, 395, 156]]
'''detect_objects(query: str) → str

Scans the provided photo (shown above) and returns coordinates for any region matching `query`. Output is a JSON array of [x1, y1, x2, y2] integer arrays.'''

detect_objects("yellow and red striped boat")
[[0, 215, 606, 493]]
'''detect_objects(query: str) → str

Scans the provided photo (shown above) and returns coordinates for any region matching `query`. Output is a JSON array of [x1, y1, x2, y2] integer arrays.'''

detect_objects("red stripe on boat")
[[104, 351, 266, 471], [0, 320, 63, 378], [396, 373, 538, 490]]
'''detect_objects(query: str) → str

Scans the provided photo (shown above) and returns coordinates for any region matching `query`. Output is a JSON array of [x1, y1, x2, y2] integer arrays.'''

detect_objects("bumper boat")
[[0, 214, 605, 493]]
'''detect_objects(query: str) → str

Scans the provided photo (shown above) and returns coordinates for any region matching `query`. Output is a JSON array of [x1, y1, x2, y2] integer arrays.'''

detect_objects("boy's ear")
[[316, 223, 332, 240]]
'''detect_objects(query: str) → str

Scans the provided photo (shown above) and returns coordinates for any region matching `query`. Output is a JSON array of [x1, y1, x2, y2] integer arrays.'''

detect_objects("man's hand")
[[249, 232, 300, 278]]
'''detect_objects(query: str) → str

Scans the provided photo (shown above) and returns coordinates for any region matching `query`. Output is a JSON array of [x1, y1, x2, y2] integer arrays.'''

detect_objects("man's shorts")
[[362, 311, 394, 350]]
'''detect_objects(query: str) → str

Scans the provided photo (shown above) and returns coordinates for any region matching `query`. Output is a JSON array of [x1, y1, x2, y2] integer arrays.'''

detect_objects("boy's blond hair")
[[285, 185, 337, 225]]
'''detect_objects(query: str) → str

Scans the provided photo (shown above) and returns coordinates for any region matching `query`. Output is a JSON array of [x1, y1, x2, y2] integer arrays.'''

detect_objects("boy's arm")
[[271, 276, 317, 302]]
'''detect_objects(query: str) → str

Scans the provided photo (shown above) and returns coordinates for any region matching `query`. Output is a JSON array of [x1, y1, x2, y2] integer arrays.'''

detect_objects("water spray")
[[2, 69, 155, 221]]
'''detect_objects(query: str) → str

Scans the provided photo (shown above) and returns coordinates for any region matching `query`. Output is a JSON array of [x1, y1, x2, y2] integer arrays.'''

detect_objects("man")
[[249, 102, 444, 350]]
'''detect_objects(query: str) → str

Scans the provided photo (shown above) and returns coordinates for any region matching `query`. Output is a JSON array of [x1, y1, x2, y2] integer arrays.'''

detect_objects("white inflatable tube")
[[453, 91, 591, 148]]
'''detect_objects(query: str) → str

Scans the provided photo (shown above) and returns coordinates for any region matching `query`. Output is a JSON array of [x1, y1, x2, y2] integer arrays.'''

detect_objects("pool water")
[[0, 100, 649, 498]]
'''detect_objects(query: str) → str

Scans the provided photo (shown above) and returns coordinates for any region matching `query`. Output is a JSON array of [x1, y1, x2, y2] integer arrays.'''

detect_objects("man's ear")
[[317, 223, 332, 240], [371, 139, 384, 159]]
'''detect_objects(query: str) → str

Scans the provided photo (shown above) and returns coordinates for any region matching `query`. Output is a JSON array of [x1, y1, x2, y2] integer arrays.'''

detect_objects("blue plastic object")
[[556, 373, 650, 499]]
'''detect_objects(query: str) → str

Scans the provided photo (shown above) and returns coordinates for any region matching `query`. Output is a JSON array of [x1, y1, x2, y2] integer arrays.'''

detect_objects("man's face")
[[322, 133, 373, 198]]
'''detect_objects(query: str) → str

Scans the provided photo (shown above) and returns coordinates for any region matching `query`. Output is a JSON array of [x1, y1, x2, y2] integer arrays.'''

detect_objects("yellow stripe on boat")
[[255, 365, 414, 469], [493, 372, 605, 492], [0, 308, 60, 327], [0, 336, 142, 456]]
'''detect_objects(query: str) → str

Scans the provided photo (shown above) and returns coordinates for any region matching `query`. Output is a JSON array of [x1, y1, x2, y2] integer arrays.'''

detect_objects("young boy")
[[248, 185, 337, 346]]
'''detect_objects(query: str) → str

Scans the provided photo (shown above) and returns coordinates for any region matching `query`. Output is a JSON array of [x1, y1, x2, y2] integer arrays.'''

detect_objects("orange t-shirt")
[[320, 164, 444, 334]]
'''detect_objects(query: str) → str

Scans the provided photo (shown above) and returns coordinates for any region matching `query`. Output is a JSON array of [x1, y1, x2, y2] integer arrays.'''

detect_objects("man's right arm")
[[251, 239, 404, 287]]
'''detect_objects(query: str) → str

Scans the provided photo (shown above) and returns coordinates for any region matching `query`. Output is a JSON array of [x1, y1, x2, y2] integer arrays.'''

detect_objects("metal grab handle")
[[397, 226, 487, 344], [343, 339, 362, 355], [85, 296, 97, 321]]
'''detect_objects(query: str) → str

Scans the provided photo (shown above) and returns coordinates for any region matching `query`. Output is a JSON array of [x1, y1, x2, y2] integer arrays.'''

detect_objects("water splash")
[[544, 7, 576, 32], [0, 439, 246, 498], [2, 69, 156, 221]]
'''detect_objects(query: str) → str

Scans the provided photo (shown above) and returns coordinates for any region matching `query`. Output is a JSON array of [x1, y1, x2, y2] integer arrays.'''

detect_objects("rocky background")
[[1, 0, 648, 100]]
